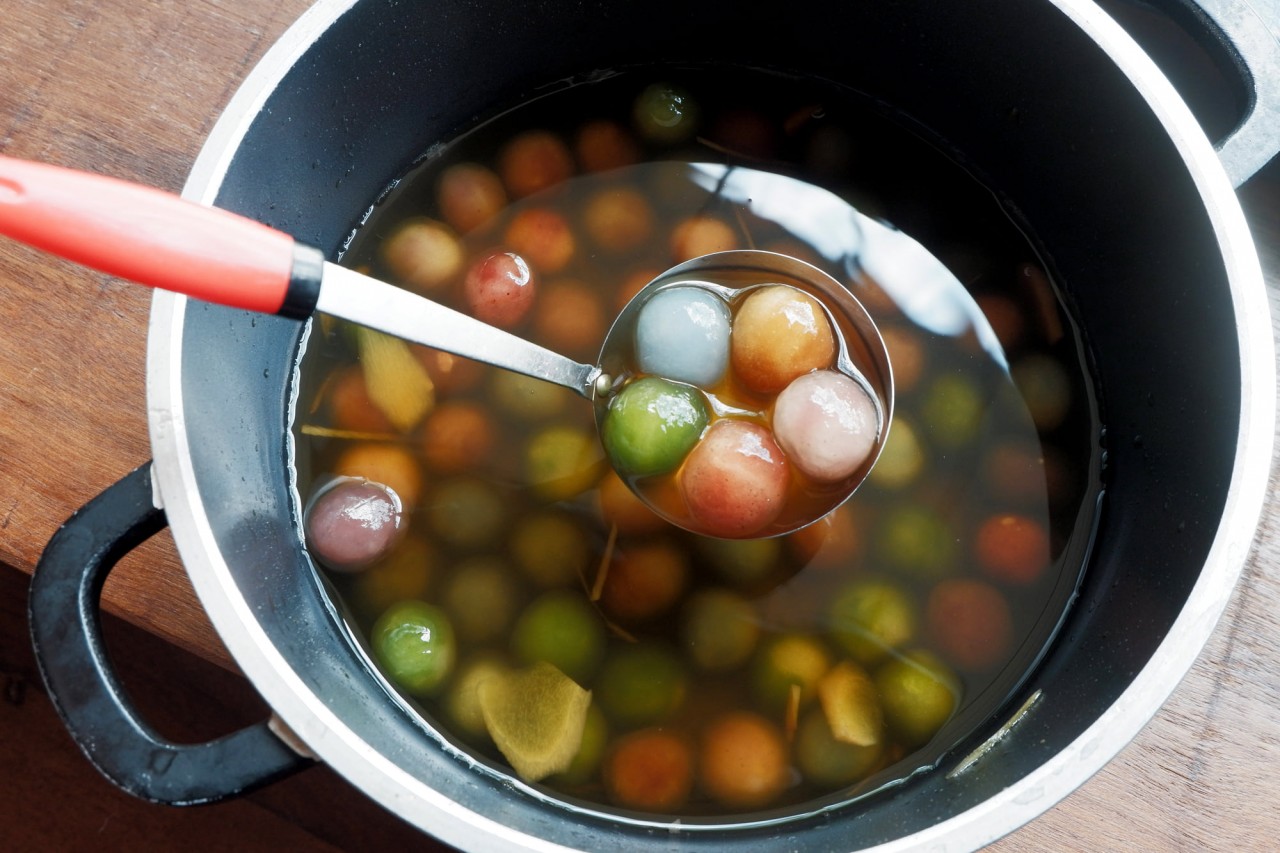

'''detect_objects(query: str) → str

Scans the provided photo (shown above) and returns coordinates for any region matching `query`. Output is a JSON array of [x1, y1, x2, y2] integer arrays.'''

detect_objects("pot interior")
[[170, 0, 1246, 847]]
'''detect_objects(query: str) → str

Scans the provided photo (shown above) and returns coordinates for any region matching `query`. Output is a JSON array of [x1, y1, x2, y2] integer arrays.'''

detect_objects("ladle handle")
[[0, 155, 323, 318]]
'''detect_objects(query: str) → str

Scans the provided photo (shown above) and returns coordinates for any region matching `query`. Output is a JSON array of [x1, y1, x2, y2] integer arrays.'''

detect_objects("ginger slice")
[[478, 661, 592, 782], [818, 660, 885, 747], [355, 327, 435, 432]]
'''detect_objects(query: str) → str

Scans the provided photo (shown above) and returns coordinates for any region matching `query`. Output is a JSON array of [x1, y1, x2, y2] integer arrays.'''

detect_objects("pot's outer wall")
[[179, 0, 1240, 847]]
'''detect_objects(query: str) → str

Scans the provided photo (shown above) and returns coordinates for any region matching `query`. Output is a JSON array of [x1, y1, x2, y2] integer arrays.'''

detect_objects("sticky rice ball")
[[679, 419, 790, 538], [498, 130, 574, 198], [380, 218, 463, 293], [462, 251, 535, 329], [304, 477, 406, 573], [772, 369, 879, 481], [731, 285, 836, 394], [634, 286, 731, 388], [601, 377, 709, 478], [437, 162, 507, 234]]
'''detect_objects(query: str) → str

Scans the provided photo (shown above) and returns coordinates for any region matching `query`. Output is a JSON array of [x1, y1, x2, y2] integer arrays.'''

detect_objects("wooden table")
[[1, 1, 1276, 849]]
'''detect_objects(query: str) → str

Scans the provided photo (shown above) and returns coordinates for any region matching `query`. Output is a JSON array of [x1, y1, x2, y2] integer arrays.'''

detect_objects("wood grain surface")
[[0, 1, 1276, 850]]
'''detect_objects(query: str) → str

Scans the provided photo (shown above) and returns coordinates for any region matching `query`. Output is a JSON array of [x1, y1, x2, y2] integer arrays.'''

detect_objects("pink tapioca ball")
[[772, 370, 878, 482], [679, 419, 790, 538]]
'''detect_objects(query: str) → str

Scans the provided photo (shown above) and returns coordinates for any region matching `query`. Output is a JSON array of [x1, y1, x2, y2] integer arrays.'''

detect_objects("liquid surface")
[[292, 68, 1101, 823]]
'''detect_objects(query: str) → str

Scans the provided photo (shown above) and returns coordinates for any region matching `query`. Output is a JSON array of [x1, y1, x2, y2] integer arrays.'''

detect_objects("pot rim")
[[146, 0, 1276, 849]]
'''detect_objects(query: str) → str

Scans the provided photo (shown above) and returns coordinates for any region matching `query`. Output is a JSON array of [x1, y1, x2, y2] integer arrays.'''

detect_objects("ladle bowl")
[[596, 250, 894, 537]]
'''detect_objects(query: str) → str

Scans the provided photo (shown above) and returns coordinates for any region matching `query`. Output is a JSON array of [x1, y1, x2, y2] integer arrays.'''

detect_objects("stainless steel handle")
[[1176, 0, 1280, 185]]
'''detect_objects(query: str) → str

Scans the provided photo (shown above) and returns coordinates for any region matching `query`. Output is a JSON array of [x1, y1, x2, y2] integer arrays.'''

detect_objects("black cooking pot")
[[30, 0, 1278, 849]]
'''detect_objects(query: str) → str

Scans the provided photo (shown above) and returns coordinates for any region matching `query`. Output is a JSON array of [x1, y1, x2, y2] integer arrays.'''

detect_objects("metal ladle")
[[0, 155, 893, 535]]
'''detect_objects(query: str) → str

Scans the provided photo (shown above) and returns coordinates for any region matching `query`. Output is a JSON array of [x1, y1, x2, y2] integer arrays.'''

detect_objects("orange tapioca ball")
[[603, 728, 694, 812], [600, 539, 689, 623], [498, 130, 574, 199], [670, 215, 739, 263], [420, 401, 495, 475], [437, 162, 507, 234], [531, 279, 607, 362], [575, 120, 641, 173], [504, 208, 575, 274], [413, 346, 485, 396], [583, 187, 655, 253], [878, 325, 925, 394], [788, 503, 860, 568], [332, 442, 424, 510], [616, 267, 662, 313], [379, 218, 463, 293], [597, 469, 666, 534], [326, 366, 394, 434], [698, 712, 789, 809], [730, 285, 835, 394]]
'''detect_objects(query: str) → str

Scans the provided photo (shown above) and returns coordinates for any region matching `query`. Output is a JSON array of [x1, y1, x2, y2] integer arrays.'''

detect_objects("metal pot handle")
[[1165, 0, 1280, 186], [28, 463, 312, 805]]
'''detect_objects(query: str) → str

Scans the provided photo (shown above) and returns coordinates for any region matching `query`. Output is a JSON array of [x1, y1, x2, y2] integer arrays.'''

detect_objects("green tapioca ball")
[[601, 377, 708, 477]]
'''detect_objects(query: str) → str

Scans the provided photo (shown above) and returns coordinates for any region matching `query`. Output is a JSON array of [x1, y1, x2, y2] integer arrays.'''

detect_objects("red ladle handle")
[[0, 155, 323, 318]]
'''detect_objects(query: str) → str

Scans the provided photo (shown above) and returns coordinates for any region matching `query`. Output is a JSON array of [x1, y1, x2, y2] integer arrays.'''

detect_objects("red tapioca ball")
[[679, 420, 790, 538], [927, 578, 1014, 671], [974, 513, 1051, 584], [463, 251, 536, 329]]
